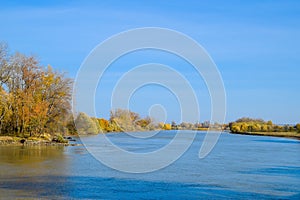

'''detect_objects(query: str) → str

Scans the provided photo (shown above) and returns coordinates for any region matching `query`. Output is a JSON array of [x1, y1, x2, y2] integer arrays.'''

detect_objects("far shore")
[[229, 131, 300, 140]]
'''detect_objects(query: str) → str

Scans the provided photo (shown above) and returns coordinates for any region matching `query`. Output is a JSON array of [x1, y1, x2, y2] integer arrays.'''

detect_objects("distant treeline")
[[71, 109, 225, 135], [71, 114, 300, 135], [71, 109, 156, 134]]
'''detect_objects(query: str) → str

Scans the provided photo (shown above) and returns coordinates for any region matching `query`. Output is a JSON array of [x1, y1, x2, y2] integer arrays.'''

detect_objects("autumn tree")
[[136, 117, 153, 129], [74, 112, 99, 135], [0, 43, 72, 137], [236, 117, 264, 123], [98, 118, 112, 132], [163, 123, 172, 130], [230, 118, 272, 133], [110, 109, 140, 131], [91, 117, 102, 133], [109, 109, 155, 132], [296, 124, 300, 133]]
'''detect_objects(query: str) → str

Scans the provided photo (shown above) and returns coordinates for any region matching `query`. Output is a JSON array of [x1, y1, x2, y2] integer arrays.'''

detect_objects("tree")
[[109, 109, 154, 132], [158, 122, 164, 129], [231, 124, 241, 133], [0, 43, 72, 137], [0, 86, 9, 134], [240, 123, 248, 132], [110, 109, 135, 131], [296, 124, 300, 133], [136, 117, 152, 129], [66, 116, 77, 135], [261, 125, 269, 132], [252, 123, 261, 132], [171, 121, 177, 129], [91, 117, 102, 133], [163, 123, 171, 130], [75, 112, 98, 135], [180, 122, 188, 129], [98, 118, 111, 132], [40, 66, 72, 134], [236, 117, 264, 123], [202, 121, 210, 128]]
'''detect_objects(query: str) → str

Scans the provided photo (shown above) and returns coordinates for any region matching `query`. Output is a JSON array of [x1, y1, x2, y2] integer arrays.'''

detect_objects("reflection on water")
[[0, 132, 299, 199], [0, 145, 67, 180], [0, 145, 64, 164]]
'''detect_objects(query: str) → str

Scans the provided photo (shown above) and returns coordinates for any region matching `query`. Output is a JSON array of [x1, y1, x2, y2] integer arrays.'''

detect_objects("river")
[[0, 131, 299, 199]]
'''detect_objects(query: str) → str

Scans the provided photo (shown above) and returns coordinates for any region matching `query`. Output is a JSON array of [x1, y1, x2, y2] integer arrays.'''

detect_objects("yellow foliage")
[[296, 123, 300, 133], [98, 118, 111, 132], [163, 123, 172, 130]]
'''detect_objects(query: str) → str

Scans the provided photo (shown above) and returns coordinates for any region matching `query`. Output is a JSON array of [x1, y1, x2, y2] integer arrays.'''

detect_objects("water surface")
[[0, 131, 299, 199]]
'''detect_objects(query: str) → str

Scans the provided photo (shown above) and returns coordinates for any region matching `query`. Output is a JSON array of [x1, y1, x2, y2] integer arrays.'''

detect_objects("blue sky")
[[0, 0, 299, 124]]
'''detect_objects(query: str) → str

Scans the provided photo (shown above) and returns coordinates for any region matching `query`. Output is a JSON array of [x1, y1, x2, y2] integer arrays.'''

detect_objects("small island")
[[228, 117, 300, 139]]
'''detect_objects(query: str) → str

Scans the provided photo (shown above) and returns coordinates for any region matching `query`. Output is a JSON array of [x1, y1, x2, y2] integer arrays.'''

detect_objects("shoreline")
[[229, 131, 300, 140], [1, 130, 299, 146], [0, 136, 81, 146]]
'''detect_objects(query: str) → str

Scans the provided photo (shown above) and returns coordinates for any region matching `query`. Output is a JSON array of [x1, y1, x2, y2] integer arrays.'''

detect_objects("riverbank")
[[230, 131, 300, 139], [0, 136, 80, 146], [1, 130, 299, 146]]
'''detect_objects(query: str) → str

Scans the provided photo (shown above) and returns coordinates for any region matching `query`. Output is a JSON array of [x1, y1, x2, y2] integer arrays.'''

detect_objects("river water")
[[0, 131, 299, 199]]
